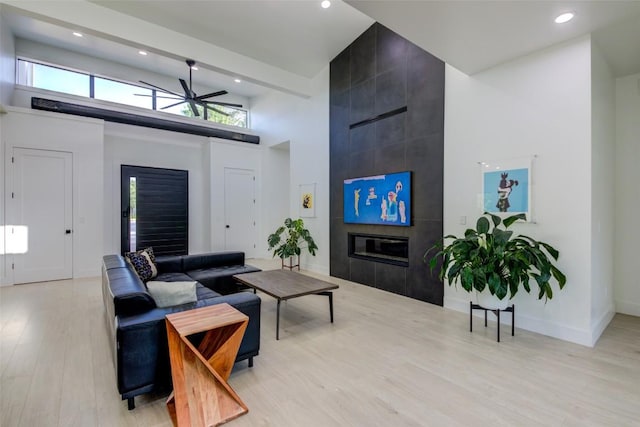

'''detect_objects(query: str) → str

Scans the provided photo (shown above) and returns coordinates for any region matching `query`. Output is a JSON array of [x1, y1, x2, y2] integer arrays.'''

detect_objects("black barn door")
[[121, 165, 188, 256]]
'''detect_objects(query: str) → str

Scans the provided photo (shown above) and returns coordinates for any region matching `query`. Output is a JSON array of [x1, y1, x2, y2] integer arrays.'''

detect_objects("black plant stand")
[[470, 301, 515, 342]]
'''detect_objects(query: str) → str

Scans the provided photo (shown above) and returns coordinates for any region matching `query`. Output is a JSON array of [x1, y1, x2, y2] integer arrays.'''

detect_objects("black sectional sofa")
[[102, 251, 262, 409]]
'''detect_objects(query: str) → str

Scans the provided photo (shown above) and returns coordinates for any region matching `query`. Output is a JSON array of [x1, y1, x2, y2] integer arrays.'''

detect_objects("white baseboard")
[[615, 299, 640, 317], [444, 296, 595, 347], [590, 305, 616, 346]]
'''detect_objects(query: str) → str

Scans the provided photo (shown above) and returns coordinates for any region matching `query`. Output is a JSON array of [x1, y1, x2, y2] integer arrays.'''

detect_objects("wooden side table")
[[165, 303, 249, 427]]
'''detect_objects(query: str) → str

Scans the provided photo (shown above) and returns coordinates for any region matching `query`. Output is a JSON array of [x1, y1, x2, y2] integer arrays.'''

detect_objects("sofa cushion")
[[155, 255, 184, 273], [155, 271, 193, 283], [182, 252, 244, 271], [125, 247, 158, 282], [187, 264, 261, 295], [146, 281, 197, 308]]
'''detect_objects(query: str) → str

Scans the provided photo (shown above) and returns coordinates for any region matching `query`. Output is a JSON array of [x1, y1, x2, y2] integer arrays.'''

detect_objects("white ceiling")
[[2, 0, 639, 101], [347, 0, 640, 77]]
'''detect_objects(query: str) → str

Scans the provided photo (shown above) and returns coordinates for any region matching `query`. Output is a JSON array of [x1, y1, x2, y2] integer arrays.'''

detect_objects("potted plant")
[[267, 217, 318, 270], [425, 212, 566, 309]]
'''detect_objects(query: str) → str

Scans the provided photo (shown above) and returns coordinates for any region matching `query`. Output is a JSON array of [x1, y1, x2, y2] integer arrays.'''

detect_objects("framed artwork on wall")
[[480, 156, 534, 221], [299, 183, 316, 218]]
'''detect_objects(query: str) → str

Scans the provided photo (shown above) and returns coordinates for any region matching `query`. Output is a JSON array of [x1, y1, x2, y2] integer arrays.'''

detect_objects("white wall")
[[260, 143, 290, 258], [2, 106, 104, 282], [589, 42, 616, 337], [0, 6, 15, 283], [0, 6, 15, 107], [103, 122, 211, 255], [614, 72, 640, 316], [251, 67, 330, 274], [444, 36, 596, 346]]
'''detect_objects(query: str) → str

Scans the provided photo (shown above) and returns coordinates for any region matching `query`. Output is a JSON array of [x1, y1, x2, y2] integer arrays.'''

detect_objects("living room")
[[1, 1, 639, 426]]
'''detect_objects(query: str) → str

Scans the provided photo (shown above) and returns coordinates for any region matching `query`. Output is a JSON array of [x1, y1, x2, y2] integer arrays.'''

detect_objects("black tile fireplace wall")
[[329, 23, 445, 305]]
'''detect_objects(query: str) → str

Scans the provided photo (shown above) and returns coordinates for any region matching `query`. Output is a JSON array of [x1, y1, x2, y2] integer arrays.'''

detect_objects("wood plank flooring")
[[1, 258, 639, 426]]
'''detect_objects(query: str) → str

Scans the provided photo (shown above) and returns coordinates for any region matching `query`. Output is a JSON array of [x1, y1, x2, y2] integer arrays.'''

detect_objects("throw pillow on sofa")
[[125, 247, 158, 282], [146, 281, 197, 308]]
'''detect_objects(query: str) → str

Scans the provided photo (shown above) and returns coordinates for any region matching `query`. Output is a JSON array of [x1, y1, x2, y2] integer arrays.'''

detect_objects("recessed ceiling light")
[[72, 32, 83, 37], [234, 78, 242, 83], [555, 12, 574, 24], [138, 50, 148, 56], [321, 0, 331, 9]]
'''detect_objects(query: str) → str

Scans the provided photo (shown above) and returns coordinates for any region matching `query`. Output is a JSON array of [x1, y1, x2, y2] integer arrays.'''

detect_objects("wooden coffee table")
[[233, 270, 339, 340]]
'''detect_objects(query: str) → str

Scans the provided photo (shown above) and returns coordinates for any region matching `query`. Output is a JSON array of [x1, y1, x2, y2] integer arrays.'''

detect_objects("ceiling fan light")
[[321, 1, 331, 9], [191, 66, 198, 71], [555, 12, 574, 24]]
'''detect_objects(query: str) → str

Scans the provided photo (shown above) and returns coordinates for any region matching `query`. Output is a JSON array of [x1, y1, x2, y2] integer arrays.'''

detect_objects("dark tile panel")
[[330, 47, 351, 97], [330, 223, 349, 279], [407, 45, 445, 102], [374, 142, 406, 175], [350, 24, 376, 86], [406, 134, 444, 221], [375, 262, 407, 295], [375, 65, 407, 116], [350, 258, 376, 286], [350, 78, 376, 125], [406, 219, 443, 305], [375, 113, 405, 148], [406, 97, 445, 141], [376, 23, 408, 75], [349, 122, 376, 153], [348, 149, 375, 178]]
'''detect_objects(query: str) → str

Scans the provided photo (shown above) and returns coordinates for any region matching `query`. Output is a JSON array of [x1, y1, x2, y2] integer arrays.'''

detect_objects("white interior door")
[[12, 148, 73, 284], [224, 168, 256, 257]]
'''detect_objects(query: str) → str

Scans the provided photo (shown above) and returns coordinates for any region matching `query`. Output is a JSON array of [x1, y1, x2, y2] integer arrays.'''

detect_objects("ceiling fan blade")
[[188, 100, 200, 116], [139, 80, 183, 98], [179, 78, 192, 98], [203, 100, 244, 108], [195, 90, 228, 100], [205, 105, 230, 116], [161, 100, 187, 110]]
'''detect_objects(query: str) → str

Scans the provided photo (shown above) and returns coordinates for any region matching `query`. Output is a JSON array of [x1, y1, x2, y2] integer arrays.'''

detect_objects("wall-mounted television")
[[344, 171, 411, 226]]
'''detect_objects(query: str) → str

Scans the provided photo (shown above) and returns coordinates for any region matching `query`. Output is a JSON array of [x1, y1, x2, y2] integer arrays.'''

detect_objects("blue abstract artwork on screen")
[[344, 171, 411, 226]]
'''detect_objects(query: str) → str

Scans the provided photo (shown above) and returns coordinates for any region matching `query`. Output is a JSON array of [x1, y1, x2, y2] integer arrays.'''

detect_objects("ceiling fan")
[[138, 59, 242, 117]]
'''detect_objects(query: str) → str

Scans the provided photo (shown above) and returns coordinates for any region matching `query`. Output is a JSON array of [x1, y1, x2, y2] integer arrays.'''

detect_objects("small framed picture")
[[480, 156, 533, 221], [299, 183, 316, 218]]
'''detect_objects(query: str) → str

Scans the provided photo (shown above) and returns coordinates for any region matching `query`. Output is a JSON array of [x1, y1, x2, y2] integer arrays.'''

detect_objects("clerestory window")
[[16, 58, 249, 128]]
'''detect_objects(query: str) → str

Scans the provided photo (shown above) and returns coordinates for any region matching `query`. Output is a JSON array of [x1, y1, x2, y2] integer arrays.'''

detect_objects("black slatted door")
[[121, 165, 188, 256]]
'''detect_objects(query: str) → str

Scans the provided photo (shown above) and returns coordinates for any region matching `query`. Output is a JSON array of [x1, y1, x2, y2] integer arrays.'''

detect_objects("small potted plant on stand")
[[268, 218, 318, 270], [425, 213, 566, 309]]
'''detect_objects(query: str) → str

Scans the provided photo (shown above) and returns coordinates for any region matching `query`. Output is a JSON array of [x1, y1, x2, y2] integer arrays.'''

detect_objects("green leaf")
[[503, 213, 526, 228], [476, 217, 490, 234], [486, 212, 501, 227]]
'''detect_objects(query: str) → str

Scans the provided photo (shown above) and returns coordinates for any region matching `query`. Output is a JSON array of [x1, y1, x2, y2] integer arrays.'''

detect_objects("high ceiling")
[[2, 1, 639, 100]]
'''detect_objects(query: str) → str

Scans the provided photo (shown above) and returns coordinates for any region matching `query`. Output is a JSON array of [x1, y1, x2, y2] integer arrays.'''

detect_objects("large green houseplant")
[[425, 213, 566, 309], [267, 218, 318, 268]]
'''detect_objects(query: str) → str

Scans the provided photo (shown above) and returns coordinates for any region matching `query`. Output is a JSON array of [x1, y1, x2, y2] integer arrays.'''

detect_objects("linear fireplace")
[[348, 233, 409, 267]]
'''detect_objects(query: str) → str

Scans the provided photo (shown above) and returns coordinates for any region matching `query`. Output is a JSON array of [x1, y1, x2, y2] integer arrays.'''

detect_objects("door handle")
[[65, 229, 72, 234]]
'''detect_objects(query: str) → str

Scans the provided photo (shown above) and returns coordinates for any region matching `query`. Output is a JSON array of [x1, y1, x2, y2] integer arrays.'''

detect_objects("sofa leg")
[[248, 357, 253, 368], [127, 397, 135, 410]]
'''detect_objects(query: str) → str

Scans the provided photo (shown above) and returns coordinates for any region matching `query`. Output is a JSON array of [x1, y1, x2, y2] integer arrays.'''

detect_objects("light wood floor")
[[1, 259, 639, 427]]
